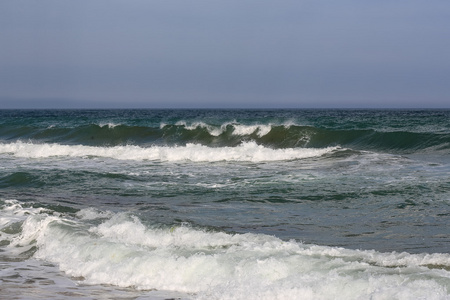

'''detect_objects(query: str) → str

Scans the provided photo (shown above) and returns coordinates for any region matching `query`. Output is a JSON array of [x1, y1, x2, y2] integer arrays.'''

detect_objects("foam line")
[[0, 141, 339, 162]]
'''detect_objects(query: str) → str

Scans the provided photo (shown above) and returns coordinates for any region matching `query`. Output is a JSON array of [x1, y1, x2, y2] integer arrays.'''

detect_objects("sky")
[[1, 0, 450, 109]]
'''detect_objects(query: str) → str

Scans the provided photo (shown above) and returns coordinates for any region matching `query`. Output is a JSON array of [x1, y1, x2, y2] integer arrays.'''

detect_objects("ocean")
[[0, 109, 449, 299]]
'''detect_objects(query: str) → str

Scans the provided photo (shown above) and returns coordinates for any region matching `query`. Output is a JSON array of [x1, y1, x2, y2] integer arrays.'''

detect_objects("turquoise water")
[[1, 109, 450, 299]]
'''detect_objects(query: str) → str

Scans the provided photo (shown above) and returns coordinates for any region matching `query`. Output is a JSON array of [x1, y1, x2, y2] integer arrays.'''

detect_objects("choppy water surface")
[[1, 109, 450, 299]]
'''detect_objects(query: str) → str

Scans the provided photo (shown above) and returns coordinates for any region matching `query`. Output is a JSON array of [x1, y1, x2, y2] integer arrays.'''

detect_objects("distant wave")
[[1, 121, 450, 153]]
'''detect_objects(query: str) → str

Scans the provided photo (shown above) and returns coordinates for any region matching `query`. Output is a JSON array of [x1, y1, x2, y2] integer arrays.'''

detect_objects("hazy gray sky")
[[1, 0, 450, 108]]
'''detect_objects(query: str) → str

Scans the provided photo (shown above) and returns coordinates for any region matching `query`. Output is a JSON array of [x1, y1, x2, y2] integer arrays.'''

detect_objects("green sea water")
[[1, 109, 450, 299]]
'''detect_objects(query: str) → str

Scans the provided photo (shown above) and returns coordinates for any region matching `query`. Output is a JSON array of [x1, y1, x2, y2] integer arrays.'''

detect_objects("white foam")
[[0, 200, 57, 258], [0, 141, 338, 162], [98, 122, 120, 129], [76, 207, 114, 220], [232, 124, 272, 137], [2, 204, 449, 300], [0, 200, 47, 227], [166, 121, 280, 138], [174, 121, 225, 136]]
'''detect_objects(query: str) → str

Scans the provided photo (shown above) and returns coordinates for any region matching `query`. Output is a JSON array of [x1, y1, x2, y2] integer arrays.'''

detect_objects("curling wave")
[[1, 120, 450, 152]]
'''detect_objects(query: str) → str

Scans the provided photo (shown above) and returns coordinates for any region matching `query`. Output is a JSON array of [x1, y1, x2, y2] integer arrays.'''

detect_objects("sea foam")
[[166, 121, 282, 138], [2, 201, 449, 300], [0, 141, 338, 162]]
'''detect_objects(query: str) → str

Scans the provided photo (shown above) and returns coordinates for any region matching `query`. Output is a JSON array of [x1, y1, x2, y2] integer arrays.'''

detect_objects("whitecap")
[[0, 141, 339, 162]]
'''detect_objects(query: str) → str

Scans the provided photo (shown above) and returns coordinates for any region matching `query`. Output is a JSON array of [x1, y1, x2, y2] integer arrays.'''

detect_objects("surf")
[[0, 141, 340, 162], [1, 200, 449, 300]]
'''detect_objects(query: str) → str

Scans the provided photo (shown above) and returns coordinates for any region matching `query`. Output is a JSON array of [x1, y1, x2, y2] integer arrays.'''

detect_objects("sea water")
[[0, 109, 449, 299]]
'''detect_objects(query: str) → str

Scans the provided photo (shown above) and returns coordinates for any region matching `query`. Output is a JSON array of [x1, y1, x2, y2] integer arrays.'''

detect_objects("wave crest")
[[0, 141, 339, 162], [2, 119, 450, 153]]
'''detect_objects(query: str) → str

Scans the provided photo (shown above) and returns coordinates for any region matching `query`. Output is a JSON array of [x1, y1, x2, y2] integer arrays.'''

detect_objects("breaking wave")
[[1, 200, 449, 300], [1, 120, 449, 153], [0, 141, 339, 162]]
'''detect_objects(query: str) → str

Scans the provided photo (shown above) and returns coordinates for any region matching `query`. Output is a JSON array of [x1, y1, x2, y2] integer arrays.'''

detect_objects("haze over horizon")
[[1, 1, 450, 109]]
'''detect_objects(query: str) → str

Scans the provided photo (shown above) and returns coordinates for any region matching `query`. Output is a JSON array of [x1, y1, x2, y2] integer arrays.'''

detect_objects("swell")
[[1, 122, 449, 153], [307, 128, 450, 153], [0, 124, 160, 146], [0, 172, 42, 188]]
